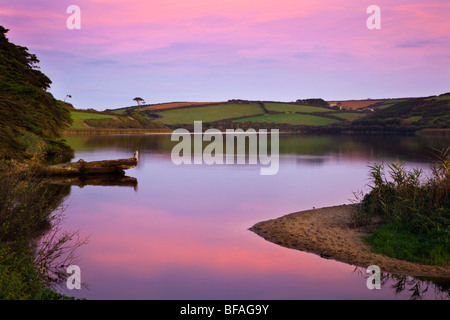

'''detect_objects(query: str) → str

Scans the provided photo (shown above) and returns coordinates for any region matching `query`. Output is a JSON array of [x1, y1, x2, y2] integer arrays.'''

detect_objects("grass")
[[331, 112, 366, 121], [364, 221, 449, 266], [425, 95, 450, 101], [264, 102, 331, 113], [235, 113, 340, 126], [110, 108, 128, 115], [154, 103, 263, 125], [144, 102, 220, 111], [70, 111, 114, 129], [110, 102, 220, 114], [0, 166, 84, 299]]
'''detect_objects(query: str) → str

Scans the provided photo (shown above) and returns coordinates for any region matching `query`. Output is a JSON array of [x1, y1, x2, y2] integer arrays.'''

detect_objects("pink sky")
[[1, 0, 449, 110]]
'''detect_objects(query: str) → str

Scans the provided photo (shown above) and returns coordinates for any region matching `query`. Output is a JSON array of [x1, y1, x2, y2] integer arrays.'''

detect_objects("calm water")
[[53, 133, 449, 300]]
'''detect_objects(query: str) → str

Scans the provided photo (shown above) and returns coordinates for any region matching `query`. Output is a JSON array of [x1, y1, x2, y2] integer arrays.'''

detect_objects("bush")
[[351, 147, 450, 265]]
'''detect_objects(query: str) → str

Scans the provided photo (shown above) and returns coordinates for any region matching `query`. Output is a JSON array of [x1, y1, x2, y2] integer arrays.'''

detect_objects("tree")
[[133, 97, 145, 111], [0, 25, 73, 162]]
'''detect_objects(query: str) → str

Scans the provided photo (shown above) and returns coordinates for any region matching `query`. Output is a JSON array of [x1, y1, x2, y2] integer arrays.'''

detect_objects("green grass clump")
[[235, 113, 340, 126], [352, 147, 450, 266], [364, 221, 449, 266]]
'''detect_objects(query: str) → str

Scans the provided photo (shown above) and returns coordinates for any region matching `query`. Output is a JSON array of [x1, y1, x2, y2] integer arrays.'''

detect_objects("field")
[[264, 102, 331, 113], [70, 111, 114, 128], [234, 113, 340, 126], [154, 103, 265, 125], [70, 94, 450, 131], [112, 101, 221, 114], [331, 112, 366, 121], [144, 102, 222, 111]]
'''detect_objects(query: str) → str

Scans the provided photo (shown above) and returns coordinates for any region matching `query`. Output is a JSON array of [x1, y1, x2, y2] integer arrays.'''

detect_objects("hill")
[[66, 108, 169, 133], [99, 95, 449, 134], [346, 94, 450, 134], [0, 26, 73, 163], [103, 99, 367, 129]]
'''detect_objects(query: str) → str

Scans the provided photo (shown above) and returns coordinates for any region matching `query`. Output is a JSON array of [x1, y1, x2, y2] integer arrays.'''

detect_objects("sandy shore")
[[249, 204, 450, 278]]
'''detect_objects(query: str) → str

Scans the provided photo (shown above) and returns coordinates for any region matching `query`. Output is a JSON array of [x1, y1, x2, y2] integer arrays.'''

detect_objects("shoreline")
[[249, 204, 450, 278], [62, 128, 450, 136], [63, 128, 173, 135]]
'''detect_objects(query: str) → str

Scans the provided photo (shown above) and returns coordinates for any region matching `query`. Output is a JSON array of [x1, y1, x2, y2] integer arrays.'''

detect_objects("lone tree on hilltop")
[[133, 97, 145, 111]]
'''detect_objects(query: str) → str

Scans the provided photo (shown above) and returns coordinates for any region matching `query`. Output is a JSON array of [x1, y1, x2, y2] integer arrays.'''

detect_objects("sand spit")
[[249, 204, 450, 278]]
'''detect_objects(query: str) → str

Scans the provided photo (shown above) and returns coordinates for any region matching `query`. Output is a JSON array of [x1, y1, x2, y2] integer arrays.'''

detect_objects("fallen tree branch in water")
[[38, 151, 139, 176]]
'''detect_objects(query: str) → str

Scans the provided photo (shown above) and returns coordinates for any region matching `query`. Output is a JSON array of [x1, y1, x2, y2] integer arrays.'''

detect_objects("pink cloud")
[[1, 0, 448, 107]]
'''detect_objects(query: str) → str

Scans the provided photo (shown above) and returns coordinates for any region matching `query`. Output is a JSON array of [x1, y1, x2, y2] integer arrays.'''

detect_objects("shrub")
[[351, 147, 450, 265]]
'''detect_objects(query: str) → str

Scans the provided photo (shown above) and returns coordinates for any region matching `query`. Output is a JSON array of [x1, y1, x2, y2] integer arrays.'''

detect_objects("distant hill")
[[99, 95, 449, 133], [66, 108, 169, 132], [347, 93, 450, 133], [104, 99, 366, 128], [0, 26, 73, 163]]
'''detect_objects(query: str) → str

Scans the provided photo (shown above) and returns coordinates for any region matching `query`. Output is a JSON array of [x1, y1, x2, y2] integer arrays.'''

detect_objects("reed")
[[351, 147, 450, 265]]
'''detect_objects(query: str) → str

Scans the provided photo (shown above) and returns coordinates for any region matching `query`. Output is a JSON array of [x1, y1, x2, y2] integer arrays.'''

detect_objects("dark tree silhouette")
[[133, 97, 145, 111]]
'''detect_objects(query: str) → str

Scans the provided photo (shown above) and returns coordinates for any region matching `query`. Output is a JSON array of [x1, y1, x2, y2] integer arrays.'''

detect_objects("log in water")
[[39, 151, 139, 176]]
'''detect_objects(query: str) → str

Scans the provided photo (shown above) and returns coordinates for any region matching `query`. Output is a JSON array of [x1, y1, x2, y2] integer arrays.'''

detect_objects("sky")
[[1, 0, 449, 110]]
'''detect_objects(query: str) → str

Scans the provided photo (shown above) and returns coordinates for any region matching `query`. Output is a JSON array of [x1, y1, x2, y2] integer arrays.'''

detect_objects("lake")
[[53, 133, 449, 300]]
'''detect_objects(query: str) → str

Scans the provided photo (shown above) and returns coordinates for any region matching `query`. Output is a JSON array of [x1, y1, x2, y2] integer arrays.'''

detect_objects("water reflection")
[[354, 267, 450, 300], [59, 133, 449, 300], [64, 133, 450, 163], [0, 166, 90, 297], [47, 175, 138, 191]]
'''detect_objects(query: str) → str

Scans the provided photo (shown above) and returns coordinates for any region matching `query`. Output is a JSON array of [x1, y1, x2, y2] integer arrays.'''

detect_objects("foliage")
[[108, 95, 450, 133], [295, 98, 329, 106], [0, 165, 85, 299], [83, 110, 166, 129], [350, 97, 450, 131], [0, 26, 72, 163], [351, 147, 450, 265]]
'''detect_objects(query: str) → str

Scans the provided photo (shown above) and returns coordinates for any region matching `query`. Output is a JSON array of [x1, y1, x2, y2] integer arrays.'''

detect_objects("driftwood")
[[39, 151, 139, 176]]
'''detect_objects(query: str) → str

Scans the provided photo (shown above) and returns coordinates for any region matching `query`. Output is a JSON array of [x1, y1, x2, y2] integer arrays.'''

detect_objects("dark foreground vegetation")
[[0, 26, 73, 163], [351, 147, 450, 266], [0, 165, 85, 299], [1, 26, 82, 299]]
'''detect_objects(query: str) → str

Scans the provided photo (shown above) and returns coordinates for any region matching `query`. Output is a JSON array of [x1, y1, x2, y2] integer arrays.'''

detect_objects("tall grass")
[[351, 147, 450, 265]]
